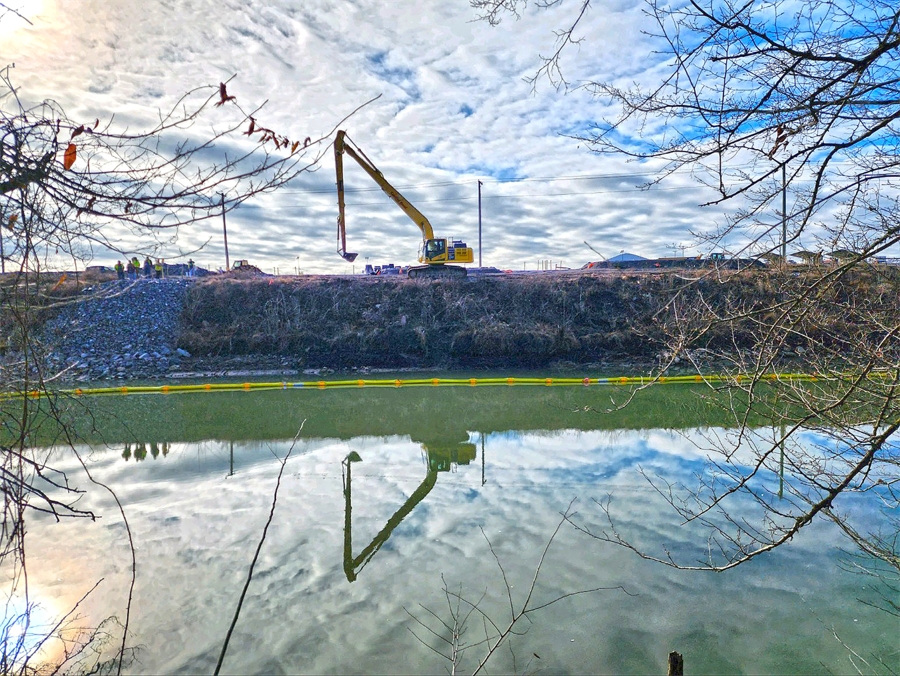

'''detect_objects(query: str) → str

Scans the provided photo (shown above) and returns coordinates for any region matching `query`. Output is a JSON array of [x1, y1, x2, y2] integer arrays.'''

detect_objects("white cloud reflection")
[[25, 426, 895, 674]]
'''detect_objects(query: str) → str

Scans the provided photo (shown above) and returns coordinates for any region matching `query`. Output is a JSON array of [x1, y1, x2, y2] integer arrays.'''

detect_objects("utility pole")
[[477, 180, 483, 268], [0, 219, 4, 274], [220, 193, 230, 270]]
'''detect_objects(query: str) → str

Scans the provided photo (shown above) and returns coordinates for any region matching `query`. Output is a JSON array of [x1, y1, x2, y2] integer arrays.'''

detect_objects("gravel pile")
[[40, 279, 193, 382]]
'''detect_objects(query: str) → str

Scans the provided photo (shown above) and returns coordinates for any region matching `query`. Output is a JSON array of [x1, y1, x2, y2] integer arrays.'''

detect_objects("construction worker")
[[154, 259, 163, 279], [130, 257, 141, 280], [115, 260, 125, 280], [143, 256, 153, 278], [187, 259, 195, 277]]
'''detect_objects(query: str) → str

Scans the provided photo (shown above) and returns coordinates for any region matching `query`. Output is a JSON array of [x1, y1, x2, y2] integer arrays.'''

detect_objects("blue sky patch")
[[557, 119, 599, 138], [459, 164, 521, 182], [367, 51, 420, 102]]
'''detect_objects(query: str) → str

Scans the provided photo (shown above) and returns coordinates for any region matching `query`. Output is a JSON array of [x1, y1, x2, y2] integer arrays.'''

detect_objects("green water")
[[13, 382, 900, 674], [19, 380, 761, 445]]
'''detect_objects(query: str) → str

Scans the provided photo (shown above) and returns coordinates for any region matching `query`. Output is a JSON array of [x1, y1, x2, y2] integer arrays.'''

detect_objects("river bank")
[[25, 273, 667, 382], [7, 266, 894, 383]]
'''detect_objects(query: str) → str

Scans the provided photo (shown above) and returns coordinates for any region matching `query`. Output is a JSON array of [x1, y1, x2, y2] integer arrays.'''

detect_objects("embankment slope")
[[15, 267, 895, 382]]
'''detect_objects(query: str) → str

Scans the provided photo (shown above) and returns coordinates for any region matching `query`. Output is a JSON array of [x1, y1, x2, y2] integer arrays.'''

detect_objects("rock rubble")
[[39, 279, 192, 382]]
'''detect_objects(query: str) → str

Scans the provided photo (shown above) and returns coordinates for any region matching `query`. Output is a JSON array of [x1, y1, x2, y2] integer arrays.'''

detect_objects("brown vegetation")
[[0, 268, 111, 351], [177, 273, 653, 369], [175, 268, 900, 371]]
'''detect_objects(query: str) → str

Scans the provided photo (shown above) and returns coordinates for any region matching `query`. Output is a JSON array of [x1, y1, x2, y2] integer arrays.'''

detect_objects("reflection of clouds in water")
[[476, 428, 707, 491], [23, 427, 897, 674]]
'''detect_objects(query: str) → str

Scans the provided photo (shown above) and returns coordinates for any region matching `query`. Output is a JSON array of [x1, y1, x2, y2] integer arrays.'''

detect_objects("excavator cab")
[[419, 238, 473, 270], [423, 238, 446, 262]]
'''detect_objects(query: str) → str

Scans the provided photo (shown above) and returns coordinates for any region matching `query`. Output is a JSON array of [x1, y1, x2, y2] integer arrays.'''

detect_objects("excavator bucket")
[[341, 251, 358, 262]]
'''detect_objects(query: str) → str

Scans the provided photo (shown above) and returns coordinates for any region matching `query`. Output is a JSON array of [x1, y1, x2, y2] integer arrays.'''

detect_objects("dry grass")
[[175, 269, 900, 370], [0, 268, 120, 358]]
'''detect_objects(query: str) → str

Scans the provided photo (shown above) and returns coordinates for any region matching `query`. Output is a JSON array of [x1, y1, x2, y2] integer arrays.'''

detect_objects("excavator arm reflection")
[[342, 442, 476, 583]]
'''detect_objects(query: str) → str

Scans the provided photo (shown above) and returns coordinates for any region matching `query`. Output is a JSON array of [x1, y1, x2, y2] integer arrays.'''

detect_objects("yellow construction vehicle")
[[334, 130, 474, 279]]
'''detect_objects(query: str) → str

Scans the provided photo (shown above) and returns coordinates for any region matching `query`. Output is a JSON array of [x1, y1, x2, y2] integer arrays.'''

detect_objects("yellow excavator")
[[334, 130, 474, 279]]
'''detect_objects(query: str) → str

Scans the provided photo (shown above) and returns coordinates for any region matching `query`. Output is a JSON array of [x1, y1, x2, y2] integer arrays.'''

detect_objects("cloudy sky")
[[3, 0, 739, 273]]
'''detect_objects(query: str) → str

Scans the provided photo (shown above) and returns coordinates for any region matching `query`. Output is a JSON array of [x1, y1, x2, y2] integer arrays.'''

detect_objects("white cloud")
[[4, 0, 740, 273]]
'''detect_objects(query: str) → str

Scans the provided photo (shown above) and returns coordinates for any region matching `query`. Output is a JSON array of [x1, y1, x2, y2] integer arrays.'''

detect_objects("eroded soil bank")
[[175, 269, 894, 374], [177, 273, 673, 373], [10, 267, 895, 382]]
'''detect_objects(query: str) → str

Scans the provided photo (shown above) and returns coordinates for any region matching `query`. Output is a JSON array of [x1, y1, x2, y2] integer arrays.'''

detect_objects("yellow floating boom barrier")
[[0, 371, 894, 401]]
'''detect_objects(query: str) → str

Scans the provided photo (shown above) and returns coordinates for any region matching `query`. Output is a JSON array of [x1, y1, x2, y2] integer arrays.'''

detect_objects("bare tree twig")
[[214, 420, 306, 675], [407, 499, 634, 675]]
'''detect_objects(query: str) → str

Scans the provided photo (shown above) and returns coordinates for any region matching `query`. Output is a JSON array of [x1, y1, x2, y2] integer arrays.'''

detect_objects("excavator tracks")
[[407, 265, 467, 279]]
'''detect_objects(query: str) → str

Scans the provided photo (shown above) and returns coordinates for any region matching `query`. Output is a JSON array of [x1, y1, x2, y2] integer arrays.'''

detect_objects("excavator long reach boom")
[[334, 130, 473, 278]]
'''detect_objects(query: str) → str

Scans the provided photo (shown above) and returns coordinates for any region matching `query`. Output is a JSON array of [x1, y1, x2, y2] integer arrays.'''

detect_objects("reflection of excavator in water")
[[342, 440, 476, 582], [334, 130, 474, 279]]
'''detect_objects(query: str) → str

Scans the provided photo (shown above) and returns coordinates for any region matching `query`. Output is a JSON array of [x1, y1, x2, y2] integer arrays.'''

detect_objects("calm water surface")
[[22, 382, 900, 674]]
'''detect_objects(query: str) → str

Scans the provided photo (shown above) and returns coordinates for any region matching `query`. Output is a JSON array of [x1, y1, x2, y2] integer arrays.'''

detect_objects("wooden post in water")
[[667, 651, 684, 676]]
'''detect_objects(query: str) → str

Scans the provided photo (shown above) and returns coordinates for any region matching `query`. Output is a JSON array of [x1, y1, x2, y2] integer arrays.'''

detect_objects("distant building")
[[791, 250, 824, 265], [608, 252, 647, 263]]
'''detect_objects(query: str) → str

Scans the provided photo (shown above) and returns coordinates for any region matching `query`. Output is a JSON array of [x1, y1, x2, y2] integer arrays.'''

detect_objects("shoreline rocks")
[[39, 279, 192, 382]]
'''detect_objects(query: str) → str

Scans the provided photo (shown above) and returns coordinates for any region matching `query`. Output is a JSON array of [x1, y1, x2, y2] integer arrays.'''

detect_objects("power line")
[[483, 171, 663, 184], [280, 158, 839, 196], [280, 170, 665, 195], [261, 184, 694, 209]]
